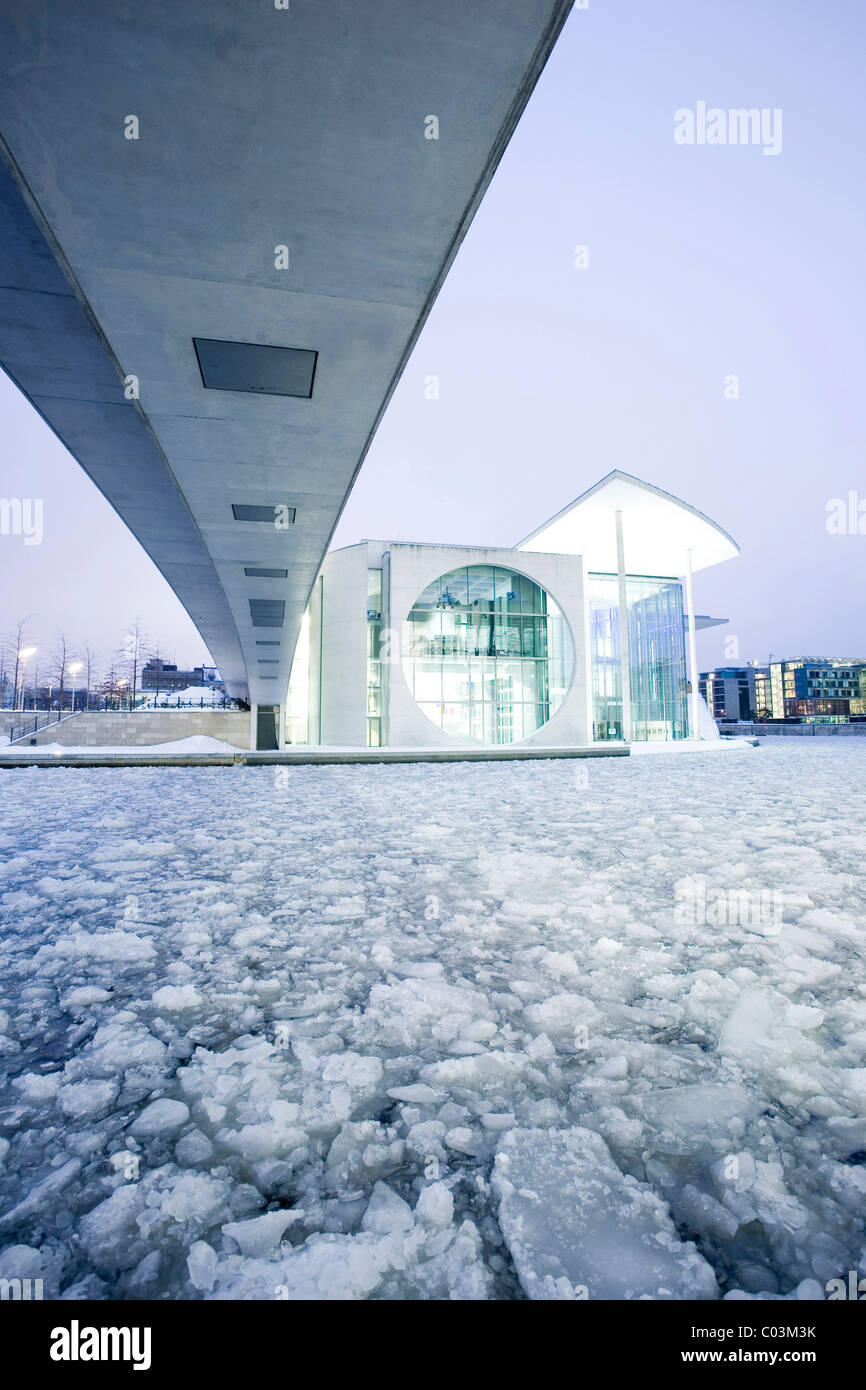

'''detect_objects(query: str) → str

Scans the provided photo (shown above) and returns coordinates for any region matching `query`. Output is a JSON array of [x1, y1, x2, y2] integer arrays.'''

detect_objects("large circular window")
[[402, 564, 574, 744]]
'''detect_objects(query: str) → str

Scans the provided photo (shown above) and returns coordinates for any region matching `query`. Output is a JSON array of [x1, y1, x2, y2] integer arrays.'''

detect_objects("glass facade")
[[402, 564, 573, 744], [770, 663, 785, 719], [366, 569, 383, 747], [588, 574, 688, 741], [754, 669, 772, 718]]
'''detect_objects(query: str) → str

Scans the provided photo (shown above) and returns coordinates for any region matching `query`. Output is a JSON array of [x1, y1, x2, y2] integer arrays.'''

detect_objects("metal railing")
[[135, 696, 242, 710], [720, 720, 866, 737], [7, 709, 76, 745], [3, 694, 242, 717]]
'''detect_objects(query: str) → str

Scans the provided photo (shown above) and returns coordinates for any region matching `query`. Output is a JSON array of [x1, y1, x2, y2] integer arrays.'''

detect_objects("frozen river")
[[0, 741, 864, 1300]]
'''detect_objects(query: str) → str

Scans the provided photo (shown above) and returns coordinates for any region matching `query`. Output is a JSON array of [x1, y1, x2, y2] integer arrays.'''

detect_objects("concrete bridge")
[[0, 0, 573, 744]]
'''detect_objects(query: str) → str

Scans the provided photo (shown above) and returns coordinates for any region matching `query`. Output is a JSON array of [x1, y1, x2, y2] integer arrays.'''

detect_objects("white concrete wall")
[[312, 543, 369, 747], [385, 544, 588, 748]]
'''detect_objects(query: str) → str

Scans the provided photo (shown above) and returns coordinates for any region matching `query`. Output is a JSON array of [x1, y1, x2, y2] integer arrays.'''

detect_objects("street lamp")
[[67, 660, 84, 715]]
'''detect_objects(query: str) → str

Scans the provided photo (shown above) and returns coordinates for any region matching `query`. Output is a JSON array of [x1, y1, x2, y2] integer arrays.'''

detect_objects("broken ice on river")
[[0, 740, 864, 1300]]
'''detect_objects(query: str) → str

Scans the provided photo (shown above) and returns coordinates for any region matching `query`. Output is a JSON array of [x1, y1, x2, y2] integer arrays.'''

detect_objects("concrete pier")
[[0, 744, 628, 770]]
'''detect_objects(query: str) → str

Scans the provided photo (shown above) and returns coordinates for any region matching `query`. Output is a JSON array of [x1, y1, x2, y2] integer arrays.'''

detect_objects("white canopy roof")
[[517, 471, 739, 576]]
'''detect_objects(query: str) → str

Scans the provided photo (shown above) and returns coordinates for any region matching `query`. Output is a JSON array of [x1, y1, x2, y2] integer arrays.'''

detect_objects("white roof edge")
[[517, 469, 740, 558]]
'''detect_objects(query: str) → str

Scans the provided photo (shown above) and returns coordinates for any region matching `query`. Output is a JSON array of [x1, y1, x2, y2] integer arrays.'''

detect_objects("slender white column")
[[685, 548, 700, 739], [278, 700, 286, 749], [615, 508, 632, 742], [582, 568, 595, 743], [249, 702, 258, 751]]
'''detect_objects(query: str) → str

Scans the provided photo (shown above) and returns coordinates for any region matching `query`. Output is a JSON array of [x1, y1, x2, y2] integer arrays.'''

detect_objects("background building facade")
[[141, 659, 224, 695], [702, 658, 866, 723], [700, 666, 758, 723]]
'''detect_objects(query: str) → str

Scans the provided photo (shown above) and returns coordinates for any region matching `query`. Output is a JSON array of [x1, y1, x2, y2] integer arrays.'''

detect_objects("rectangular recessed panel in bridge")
[[249, 599, 285, 628], [194, 338, 318, 398], [232, 504, 296, 525], [244, 567, 289, 579]]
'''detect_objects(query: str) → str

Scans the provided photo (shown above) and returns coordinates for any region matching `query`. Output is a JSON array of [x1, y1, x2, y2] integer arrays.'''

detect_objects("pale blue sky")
[[2, 0, 864, 675]]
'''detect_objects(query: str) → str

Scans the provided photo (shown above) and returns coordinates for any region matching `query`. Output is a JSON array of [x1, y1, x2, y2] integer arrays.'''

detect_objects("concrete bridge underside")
[[0, 0, 572, 720]]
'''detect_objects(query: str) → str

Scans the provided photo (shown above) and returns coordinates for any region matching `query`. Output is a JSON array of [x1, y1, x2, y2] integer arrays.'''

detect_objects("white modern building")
[[282, 472, 739, 751]]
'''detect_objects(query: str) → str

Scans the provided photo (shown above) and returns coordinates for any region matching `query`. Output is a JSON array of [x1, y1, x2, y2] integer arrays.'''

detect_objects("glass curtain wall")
[[402, 564, 573, 744], [588, 574, 623, 740], [366, 569, 383, 747], [588, 574, 688, 741]]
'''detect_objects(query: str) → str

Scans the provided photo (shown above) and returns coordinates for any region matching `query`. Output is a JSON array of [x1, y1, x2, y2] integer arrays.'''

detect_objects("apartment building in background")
[[701, 658, 866, 723]]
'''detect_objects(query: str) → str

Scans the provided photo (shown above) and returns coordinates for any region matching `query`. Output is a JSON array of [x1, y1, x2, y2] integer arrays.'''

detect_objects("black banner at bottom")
[[2, 1293, 859, 1376]]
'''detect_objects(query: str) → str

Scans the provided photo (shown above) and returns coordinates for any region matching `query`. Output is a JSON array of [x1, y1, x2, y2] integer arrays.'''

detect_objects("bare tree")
[[6, 615, 34, 710], [100, 664, 124, 707], [50, 633, 72, 712], [80, 641, 98, 712], [121, 619, 147, 707]]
